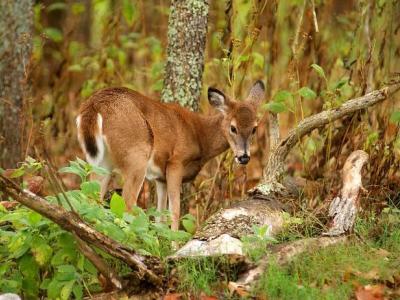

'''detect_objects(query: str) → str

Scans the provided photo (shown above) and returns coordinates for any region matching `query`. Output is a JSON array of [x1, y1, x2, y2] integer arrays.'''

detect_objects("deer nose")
[[238, 154, 250, 165]]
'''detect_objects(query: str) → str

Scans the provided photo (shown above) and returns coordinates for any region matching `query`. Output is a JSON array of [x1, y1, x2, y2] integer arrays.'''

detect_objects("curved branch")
[[256, 80, 400, 193]]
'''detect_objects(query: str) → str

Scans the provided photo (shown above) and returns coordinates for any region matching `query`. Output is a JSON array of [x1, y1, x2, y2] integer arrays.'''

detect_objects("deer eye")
[[230, 125, 237, 134], [252, 127, 257, 135]]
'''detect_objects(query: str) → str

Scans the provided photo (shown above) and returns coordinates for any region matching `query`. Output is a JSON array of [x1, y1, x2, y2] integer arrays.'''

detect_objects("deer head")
[[208, 80, 265, 165]]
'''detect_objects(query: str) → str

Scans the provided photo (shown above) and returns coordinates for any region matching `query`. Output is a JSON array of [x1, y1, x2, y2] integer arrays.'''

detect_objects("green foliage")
[[390, 111, 400, 124], [0, 158, 192, 298], [176, 258, 223, 296], [253, 214, 400, 300], [241, 225, 277, 262]]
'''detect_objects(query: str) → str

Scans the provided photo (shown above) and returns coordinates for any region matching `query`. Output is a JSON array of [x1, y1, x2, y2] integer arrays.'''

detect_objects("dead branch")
[[0, 174, 162, 286], [255, 80, 400, 194], [323, 150, 368, 236], [75, 236, 122, 290]]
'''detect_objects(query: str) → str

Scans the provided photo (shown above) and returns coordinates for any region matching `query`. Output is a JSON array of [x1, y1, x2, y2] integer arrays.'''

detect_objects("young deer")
[[76, 81, 264, 230]]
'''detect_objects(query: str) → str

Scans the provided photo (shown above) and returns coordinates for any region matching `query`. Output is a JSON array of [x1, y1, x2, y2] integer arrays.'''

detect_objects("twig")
[[311, 0, 319, 33], [268, 112, 280, 152], [291, 0, 307, 57]]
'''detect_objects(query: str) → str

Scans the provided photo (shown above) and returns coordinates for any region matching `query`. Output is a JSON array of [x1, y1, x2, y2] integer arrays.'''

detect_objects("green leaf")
[[71, 3, 85, 15], [298, 87, 317, 100], [10, 168, 25, 178], [80, 181, 100, 199], [59, 166, 86, 182], [311, 63, 326, 80], [252, 52, 264, 69], [72, 283, 83, 300], [47, 279, 63, 299], [110, 193, 126, 218], [31, 239, 53, 266], [273, 90, 292, 103], [19, 254, 39, 279], [60, 280, 75, 300], [89, 164, 110, 176], [131, 213, 149, 233], [68, 64, 83, 72], [181, 214, 196, 235], [333, 78, 348, 89], [390, 111, 400, 124], [46, 2, 67, 12], [44, 27, 63, 42], [122, 0, 137, 26], [9, 233, 31, 258], [263, 102, 287, 114]]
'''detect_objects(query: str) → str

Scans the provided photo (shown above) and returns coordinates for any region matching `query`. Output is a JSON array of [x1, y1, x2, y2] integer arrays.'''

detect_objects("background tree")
[[0, 0, 33, 168], [161, 0, 209, 111]]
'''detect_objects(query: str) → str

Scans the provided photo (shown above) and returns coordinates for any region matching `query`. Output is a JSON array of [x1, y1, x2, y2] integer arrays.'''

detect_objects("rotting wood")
[[323, 150, 369, 236], [0, 174, 162, 287]]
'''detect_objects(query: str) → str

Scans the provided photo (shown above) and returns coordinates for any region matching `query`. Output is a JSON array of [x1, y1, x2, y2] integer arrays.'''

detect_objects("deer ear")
[[208, 87, 230, 113], [246, 80, 265, 108]]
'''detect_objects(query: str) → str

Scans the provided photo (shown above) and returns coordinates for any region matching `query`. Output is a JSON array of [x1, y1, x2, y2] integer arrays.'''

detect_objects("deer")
[[76, 81, 265, 231]]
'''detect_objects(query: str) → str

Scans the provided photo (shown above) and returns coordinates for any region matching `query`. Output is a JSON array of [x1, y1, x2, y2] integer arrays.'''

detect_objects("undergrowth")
[[0, 158, 194, 299], [174, 208, 400, 299]]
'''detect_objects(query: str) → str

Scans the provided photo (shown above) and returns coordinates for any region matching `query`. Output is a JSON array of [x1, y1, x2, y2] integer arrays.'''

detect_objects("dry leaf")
[[26, 175, 44, 194], [228, 281, 250, 297], [163, 293, 183, 300], [355, 284, 385, 300]]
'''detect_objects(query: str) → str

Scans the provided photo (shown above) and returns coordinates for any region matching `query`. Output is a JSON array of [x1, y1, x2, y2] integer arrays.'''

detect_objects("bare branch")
[[255, 80, 400, 193]]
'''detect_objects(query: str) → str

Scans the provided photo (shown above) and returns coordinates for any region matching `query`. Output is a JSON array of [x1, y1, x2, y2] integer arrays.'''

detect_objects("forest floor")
[[169, 209, 400, 300]]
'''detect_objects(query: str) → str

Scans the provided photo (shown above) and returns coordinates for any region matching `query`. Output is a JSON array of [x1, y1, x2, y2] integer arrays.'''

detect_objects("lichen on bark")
[[161, 0, 209, 111], [0, 0, 33, 168]]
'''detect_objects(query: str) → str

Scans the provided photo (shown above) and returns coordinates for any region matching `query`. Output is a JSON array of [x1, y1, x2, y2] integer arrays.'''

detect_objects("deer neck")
[[197, 114, 229, 162]]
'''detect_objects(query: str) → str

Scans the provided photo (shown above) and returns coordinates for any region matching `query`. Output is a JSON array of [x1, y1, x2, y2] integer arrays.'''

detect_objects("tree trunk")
[[0, 0, 33, 168], [161, 0, 209, 111]]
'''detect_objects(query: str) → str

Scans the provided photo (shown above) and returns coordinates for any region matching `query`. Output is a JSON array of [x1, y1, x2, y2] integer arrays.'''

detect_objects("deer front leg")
[[166, 163, 183, 231]]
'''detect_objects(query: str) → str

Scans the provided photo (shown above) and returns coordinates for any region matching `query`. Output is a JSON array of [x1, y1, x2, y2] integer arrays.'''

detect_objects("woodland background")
[[1, 0, 400, 299]]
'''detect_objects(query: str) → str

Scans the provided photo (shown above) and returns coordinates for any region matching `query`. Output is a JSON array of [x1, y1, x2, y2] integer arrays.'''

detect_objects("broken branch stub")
[[323, 150, 369, 236]]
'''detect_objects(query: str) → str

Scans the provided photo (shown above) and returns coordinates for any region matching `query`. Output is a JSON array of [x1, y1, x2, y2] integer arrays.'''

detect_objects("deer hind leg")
[[121, 153, 149, 211]]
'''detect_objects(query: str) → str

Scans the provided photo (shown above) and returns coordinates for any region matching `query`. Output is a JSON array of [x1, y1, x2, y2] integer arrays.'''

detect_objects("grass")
[[175, 209, 400, 299]]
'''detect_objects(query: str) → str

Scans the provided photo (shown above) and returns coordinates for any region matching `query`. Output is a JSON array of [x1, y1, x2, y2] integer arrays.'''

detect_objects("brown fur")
[[77, 82, 264, 230]]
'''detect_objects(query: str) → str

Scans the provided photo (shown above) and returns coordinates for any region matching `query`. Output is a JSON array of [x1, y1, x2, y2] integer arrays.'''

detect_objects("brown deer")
[[76, 81, 265, 230]]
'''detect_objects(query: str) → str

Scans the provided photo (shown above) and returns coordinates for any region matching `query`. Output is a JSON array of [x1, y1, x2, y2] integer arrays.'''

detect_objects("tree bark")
[[0, 0, 33, 168], [161, 0, 209, 111]]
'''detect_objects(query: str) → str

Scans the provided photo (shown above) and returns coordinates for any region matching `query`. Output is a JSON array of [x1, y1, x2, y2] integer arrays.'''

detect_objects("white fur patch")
[[86, 114, 105, 166], [145, 154, 163, 181]]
